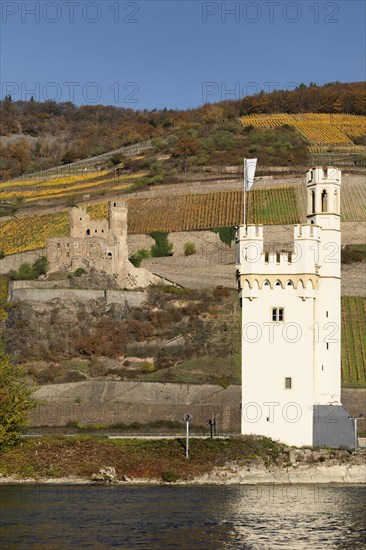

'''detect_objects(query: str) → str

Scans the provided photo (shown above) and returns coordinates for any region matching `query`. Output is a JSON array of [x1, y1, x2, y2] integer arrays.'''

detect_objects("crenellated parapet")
[[236, 221, 322, 286]]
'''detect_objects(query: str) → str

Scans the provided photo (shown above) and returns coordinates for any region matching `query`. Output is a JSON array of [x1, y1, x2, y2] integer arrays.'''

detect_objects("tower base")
[[313, 405, 355, 448]]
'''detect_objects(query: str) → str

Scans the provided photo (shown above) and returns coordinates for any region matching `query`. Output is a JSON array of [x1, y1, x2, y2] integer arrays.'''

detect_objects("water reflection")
[[0, 485, 365, 549]]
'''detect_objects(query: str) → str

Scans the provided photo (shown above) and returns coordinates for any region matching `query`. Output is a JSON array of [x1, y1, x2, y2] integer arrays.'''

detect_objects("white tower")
[[236, 167, 353, 447]]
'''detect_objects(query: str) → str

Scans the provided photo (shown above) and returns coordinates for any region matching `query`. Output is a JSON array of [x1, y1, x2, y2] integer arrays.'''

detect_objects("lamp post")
[[348, 413, 364, 451], [207, 416, 216, 438], [184, 414, 192, 459]]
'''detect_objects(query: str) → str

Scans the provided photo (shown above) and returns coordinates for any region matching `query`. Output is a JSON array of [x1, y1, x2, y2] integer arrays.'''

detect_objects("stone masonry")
[[47, 201, 160, 289]]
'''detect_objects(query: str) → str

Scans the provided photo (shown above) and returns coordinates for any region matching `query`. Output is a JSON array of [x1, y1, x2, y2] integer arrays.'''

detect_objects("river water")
[[0, 484, 365, 549]]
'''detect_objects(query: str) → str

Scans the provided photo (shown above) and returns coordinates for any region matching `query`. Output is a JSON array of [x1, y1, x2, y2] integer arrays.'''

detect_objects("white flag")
[[245, 158, 257, 191]]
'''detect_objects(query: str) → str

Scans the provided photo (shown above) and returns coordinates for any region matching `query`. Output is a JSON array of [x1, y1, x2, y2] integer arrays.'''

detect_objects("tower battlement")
[[236, 222, 322, 280]]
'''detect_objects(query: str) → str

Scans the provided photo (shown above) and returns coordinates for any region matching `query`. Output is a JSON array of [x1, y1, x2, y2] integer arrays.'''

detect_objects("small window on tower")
[[272, 307, 284, 322], [285, 377, 292, 389]]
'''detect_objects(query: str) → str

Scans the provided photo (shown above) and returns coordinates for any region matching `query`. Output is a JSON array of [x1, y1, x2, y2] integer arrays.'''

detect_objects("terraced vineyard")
[[249, 187, 299, 225], [91, 188, 300, 233], [0, 171, 142, 204], [0, 212, 69, 255], [241, 113, 366, 146], [0, 180, 365, 255], [341, 296, 366, 387], [0, 188, 300, 254]]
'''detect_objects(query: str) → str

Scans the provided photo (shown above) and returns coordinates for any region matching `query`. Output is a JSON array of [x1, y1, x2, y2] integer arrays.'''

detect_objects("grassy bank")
[[0, 436, 285, 481]]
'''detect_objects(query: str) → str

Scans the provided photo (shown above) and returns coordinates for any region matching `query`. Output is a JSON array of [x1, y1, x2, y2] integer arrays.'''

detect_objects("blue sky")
[[1, 0, 365, 110]]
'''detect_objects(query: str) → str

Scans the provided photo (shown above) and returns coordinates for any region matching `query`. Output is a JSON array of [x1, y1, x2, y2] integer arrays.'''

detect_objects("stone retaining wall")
[[0, 249, 46, 274], [29, 381, 365, 433], [30, 381, 241, 432], [8, 286, 146, 307]]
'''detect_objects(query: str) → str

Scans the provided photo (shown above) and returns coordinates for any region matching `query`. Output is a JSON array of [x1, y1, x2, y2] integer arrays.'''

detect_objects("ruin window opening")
[[86, 229, 90, 236]]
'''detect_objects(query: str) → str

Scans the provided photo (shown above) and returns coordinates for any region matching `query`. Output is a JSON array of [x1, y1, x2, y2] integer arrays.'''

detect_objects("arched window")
[[321, 190, 328, 212], [311, 190, 315, 214], [86, 229, 90, 236]]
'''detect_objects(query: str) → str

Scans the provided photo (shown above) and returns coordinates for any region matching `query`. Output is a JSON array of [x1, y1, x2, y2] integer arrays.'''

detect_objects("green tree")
[[0, 347, 36, 451], [212, 227, 236, 247], [9, 257, 48, 280], [129, 248, 151, 267], [149, 232, 173, 257], [32, 256, 48, 277]]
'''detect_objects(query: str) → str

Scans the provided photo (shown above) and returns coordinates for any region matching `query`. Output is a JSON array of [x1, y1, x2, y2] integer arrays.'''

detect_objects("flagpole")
[[243, 158, 246, 226]]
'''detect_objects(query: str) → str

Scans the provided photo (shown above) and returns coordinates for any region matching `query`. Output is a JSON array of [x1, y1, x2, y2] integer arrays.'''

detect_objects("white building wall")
[[237, 166, 343, 447], [241, 284, 315, 446]]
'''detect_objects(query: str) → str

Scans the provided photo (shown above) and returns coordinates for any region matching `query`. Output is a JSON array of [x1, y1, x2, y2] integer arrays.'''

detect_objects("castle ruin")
[[47, 201, 159, 289]]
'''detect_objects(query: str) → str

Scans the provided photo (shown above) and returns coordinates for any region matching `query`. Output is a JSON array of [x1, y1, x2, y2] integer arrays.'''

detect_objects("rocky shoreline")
[[1, 463, 365, 485]]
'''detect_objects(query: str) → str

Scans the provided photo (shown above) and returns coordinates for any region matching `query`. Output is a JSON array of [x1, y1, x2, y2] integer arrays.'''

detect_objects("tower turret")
[[307, 166, 341, 226]]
